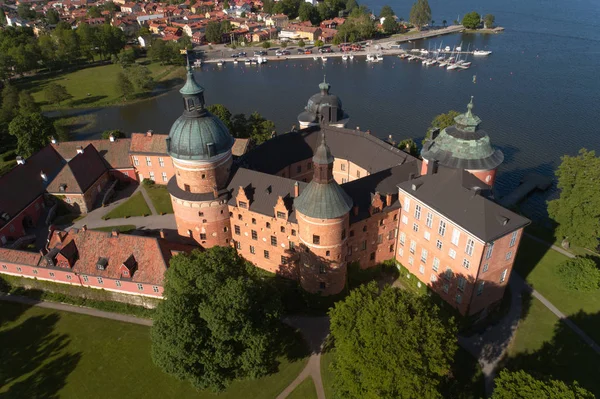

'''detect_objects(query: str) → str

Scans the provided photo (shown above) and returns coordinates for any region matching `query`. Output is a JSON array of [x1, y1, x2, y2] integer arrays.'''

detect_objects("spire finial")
[[467, 96, 474, 115], [323, 74, 326, 84], [321, 130, 327, 146]]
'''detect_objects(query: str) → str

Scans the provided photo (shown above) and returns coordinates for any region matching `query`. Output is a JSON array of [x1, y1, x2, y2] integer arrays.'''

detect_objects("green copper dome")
[[167, 66, 234, 161]]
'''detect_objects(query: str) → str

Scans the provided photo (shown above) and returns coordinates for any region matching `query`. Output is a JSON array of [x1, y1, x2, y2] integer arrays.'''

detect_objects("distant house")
[[265, 13, 288, 28]]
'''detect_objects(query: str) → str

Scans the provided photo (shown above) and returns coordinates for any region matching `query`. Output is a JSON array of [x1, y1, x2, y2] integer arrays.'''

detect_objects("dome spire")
[[319, 75, 330, 94], [179, 59, 204, 97], [453, 95, 481, 132]]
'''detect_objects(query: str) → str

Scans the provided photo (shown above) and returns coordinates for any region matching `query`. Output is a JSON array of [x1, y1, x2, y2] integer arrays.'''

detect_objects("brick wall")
[[277, 156, 368, 185], [172, 153, 232, 193], [171, 196, 232, 247], [0, 196, 45, 243], [347, 208, 399, 268], [132, 154, 176, 184]]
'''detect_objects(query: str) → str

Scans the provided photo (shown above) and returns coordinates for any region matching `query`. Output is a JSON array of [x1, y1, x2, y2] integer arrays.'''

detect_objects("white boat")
[[349, 53, 354, 60], [321, 56, 328, 61], [438, 61, 447, 67], [457, 63, 470, 69], [217, 60, 224, 66], [455, 46, 462, 52], [366, 54, 376, 62], [233, 59, 238, 64], [342, 54, 348, 61], [437, 56, 445, 61], [313, 56, 318, 60], [408, 55, 416, 61], [457, 60, 471, 67], [410, 49, 420, 53], [376, 54, 383, 62], [257, 56, 267, 64], [447, 63, 459, 70], [473, 50, 492, 56], [244, 59, 251, 65], [427, 59, 437, 66], [421, 58, 428, 65], [420, 49, 428, 54], [444, 46, 451, 51], [193, 59, 202, 68]]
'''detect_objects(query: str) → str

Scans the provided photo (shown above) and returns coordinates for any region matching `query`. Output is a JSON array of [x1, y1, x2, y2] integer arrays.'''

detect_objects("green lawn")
[[321, 351, 335, 399], [92, 225, 137, 234], [102, 192, 151, 220], [504, 296, 600, 396], [144, 185, 173, 214], [0, 302, 308, 399], [513, 236, 600, 344], [287, 376, 318, 399]]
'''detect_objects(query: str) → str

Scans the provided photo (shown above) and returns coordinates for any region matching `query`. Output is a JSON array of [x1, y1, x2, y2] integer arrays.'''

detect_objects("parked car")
[[281, 50, 290, 55], [238, 51, 247, 56], [231, 54, 239, 58], [297, 49, 305, 54], [275, 51, 283, 56], [304, 49, 312, 54], [254, 50, 267, 56]]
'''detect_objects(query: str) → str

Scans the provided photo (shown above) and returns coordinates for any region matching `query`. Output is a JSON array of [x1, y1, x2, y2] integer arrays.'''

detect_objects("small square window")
[[115, 280, 121, 287], [234, 225, 241, 235], [292, 229, 297, 236], [319, 282, 326, 290], [319, 264, 326, 274], [153, 286, 160, 293], [250, 245, 255, 254], [313, 235, 320, 245], [66, 274, 72, 280], [252, 230, 258, 240], [49, 272, 55, 277], [238, 214, 243, 220], [280, 226, 285, 233], [97, 277, 103, 284], [482, 263, 489, 273], [271, 236, 277, 246], [137, 283, 144, 291], [200, 233, 207, 240], [277, 211, 286, 219], [252, 218, 256, 224], [266, 222, 271, 229], [264, 250, 270, 259], [281, 255, 287, 264]]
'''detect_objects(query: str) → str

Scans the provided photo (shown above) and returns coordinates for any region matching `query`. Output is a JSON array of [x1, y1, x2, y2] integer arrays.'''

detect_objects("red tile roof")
[[0, 248, 41, 266], [129, 132, 168, 154], [46, 144, 108, 194], [52, 138, 132, 169]]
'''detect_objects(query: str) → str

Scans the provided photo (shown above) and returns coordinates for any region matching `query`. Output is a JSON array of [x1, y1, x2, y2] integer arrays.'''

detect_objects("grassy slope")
[[287, 376, 318, 399], [320, 351, 335, 399], [102, 192, 151, 220], [0, 302, 307, 399], [92, 225, 137, 234], [144, 185, 173, 214]]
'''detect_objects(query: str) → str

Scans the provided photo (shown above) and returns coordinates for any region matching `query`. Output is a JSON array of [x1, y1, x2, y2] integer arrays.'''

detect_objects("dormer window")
[[96, 257, 108, 271], [59, 184, 66, 192], [238, 201, 247, 209]]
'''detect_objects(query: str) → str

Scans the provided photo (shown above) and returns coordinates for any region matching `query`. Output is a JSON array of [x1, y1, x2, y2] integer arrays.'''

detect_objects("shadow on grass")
[[0, 309, 82, 398], [68, 95, 108, 107], [512, 235, 556, 281]]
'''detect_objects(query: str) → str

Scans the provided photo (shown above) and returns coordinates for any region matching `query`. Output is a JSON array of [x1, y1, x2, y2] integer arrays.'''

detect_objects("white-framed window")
[[399, 232, 405, 245], [158, 157, 165, 167], [477, 281, 485, 296], [414, 204, 421, 220], [342, 178, 347, 183], [483, 263, 489, 272], [82, 275, 88, 282], [449, 248, 456, 259], [133, 156, 139, 166], [401, 215, 408, 225], [420, 249, 428, 263], [404, 197, 410, 212], [509, 231, 518, 247], [17, 266, 22, 272], [445, 268, 453, 280], [462, 259, 470, 269], [149, 171, 155, 181], [153, 285, 160, 293], [457, 276, 466, 291], [438, 220, 446, 236], [116, 280, 121, 287], [424, 231, 430, 241], [413, 223, 419, 232], [465, 238, 475, 256], [436, 239, 443, 250], [33, 269, 38, 275], [146, 157, 152, 166], [162, 172, 168, 182], [455, 294, 462, 304], [506, 251, 513, 260], [419, 265, 425, 274], [432, 257, 440, 272], [250, 245, 255, 254], [430, 274, 437, 282], [408, 256, 414, 265], [49, 272, 55, 277], [451, 229, 460, 246], [398, 248, 404, 257], [137, 283, 144, 291], [409, 240, 416, 254], [443, 283, 449, 293], [485, 243, 494, 259], [97, 277, 103, 284], [66, 274, 72, 280], [426, 212, 433, 228], [1, 265, 7, 270], [500, 269, 508, 283]]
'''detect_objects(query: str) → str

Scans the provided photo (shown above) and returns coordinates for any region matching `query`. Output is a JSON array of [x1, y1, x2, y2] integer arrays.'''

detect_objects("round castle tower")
[[421, 97, 504, 187], [167, 66, 235, 247], [294, 132, 353, 295]]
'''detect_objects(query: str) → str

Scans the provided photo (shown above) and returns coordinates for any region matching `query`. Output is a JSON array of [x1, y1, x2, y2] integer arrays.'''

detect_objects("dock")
[[499, 174, 553, 208]]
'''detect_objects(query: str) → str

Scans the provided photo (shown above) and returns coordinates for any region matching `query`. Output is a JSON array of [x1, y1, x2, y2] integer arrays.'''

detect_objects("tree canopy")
[[382, 16, 398, 34], [101, 130, 126, 139], [379, 5, 395, 18], [8, 112, 55, 157], [424, 110, 460, 142], [329, 282, 457, 398], [548, 149, 600, 249], [462, 11, 481, 29], [409, 0, 431, 30], [151, 247, 282, 392], [484, 14, 495, 28], [557, 257, 600, 292], [492, 370, 595, 399], [44, 83, 72, 105], [398, 138, 418, 157]]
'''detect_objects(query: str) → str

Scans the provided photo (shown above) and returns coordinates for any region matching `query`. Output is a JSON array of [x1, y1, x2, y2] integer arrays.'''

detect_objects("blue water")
[[74, 0, 600, 222]]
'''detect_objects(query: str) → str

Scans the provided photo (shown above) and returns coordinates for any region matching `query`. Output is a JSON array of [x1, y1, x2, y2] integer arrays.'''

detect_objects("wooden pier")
[[499, 174, 553, 208]]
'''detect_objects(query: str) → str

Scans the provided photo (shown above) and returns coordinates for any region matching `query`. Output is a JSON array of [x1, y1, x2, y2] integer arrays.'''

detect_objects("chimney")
[[294, 181, 299, 197], [386, 193, 392, 207], [353, 205, 359, 216], [16, 156, 25, 165], [159, 229, 166, 239], [55, 230, 65, 243], [146, 130, 153, 137], [81, 225, 87, 231], [40, 171, 47, 181], [76, 146, 84, 154], [51, 136, 57, 144], [109, 134, 115, 142], [111, 230, 119, 237]]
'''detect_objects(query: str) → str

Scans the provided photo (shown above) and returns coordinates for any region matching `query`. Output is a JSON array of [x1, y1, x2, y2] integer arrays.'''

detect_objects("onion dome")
[[294, 132, 353, 219], [421, 97, 504, 170], [298, 77, 349, 127], [167, 66, 234, 161]]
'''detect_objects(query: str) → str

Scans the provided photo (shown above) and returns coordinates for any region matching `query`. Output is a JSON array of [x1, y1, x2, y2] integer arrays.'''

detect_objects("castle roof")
[[52, 138, 132, 169], [47, 144, 107, 194]]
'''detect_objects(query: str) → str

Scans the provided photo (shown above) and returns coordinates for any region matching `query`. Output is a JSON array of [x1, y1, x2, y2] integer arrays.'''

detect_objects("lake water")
[[68, 0, 600, 222]]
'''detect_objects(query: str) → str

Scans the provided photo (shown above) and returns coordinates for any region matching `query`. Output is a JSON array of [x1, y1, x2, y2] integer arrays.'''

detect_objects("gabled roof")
[[46, 144, 107, 194], [52, 138, 132, 169], [129, 132, 168, 154], [0, 248, 41, 266], [398, 168, 530, 242]]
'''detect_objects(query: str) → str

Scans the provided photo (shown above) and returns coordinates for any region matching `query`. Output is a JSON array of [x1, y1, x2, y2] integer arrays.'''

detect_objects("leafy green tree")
[[231, 113, 249, 138], [129, 64, 154, 91], [548, 149, 600, 249], [223, 0, 229, 9], [148, 39, 171, 64], [424, 110, 460, 142], [379, 5, 394, 18], [101, 129, 126, 139], [87, 6, 102, 18], [207, 104, 233, 131], [262, 0, 274, 14], [298, 2, 315, 22], [262, 41, 271, 49], [248, 112, 275, 144], [281, 41, 288, 48], [44, 83, 72, 105], [330, 283, 457, 398], [103, 1, 117, 13], [398, 138, 418, 156], [97, 24, 126, 58], [76, 23, 99, 61], [151, 247, 282, 392], [317, 1, 333, 21], [382, 16, 398, 34], [0, 84, 20, 132], [205, 21, 223, 43], [114, 48, 136, 66], [345, 0, 358, 12], [115, 71, 134, 100], [558, 257, 600, 292], [314, 39, 324, 47], [409, 0, 431, 30], [9, 113, 55, 157], [46, 8, 60, 24], [492, 369, 595, 399], [484, 14, 495, 28], [17, 4, 37, 20], [462, 11, 481, 29], [442, 19, 447, 27], [18, 92, 40, 114], [298, 39, 306, 47]]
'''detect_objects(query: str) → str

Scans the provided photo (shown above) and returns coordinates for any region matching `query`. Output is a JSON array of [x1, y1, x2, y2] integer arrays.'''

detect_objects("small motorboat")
[[342, 54, 348, 61], [217, 60, 224, 66], [233, 59, 238, 64], [244, 59, 251, 65], [313, 56, 318, 60], [321, 56, 328, 61], [447, 63, 459, 70], [473, 50, 492, 56], [444, 46, 451, 51], [349, 53, 354, 60]]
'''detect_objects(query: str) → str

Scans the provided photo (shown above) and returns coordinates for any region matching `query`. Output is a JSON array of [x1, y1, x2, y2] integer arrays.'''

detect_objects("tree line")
[[207, 104, 276, 145]]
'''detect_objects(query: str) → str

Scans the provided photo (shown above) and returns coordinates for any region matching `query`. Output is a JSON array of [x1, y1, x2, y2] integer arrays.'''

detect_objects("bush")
[[0, 149, 16, 162], [142, 178, 155, 186], [558, 257, 600, 292]]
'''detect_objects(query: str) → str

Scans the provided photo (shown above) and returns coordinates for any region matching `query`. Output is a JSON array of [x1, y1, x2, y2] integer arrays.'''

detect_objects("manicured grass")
[[144, 185, 173, 214], [321, 351, 335, 399], [513, 236, 600, 344], [102, 192, 151, 220], [287, 376, 318, 399], [92, 225, 137, 234], [0, 302, 308, 399], [505, 296, 600, 396]]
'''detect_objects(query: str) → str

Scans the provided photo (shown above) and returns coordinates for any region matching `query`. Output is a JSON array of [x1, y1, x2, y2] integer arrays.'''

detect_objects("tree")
[[398, 138, 418, 156], [248, 112, 275, 144], [442, 19, 447, 27], [492, 370, 594, 399], [128, 64, 154, 91], [329, 283, 457, 398], [8, 113, 55, 157], [18, 91, 40, 114], [151, 247, 282, 392], [280, 41, 288, 48], [548, 149, 600, 249], [46, 9, 60, 25], [557, 257, 600, 292], [424, 109, 460, 142], [114, 48, 136, 66], [44, 83, 72, 105], [298, 39, 305, 47], [462, 11, 481, 29], [262, 41, 271, 49], [207, 104, 233, 131], [17, 4, 37, 20], [115, 71, 134, 100], [484, 14, 495, 29], [298, 2, 314, 22], [205, 21, 223, 43], [379, 5, 394, 18], [87, 6, 102, 18], [223, 0, 229, 9], [101, 130, 125, 139], [409, 0, 431, 30], [345, 0, 358, 12], [382, 16, 398, 34], [262, 0, 274, 14], [0, 84, 20, 132], [148, 39, 172, 64], [314, 39, 324, 47]]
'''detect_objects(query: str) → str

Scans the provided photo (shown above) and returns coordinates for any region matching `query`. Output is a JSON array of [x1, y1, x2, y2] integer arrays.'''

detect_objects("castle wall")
[[173, 152, 232, 193], [346, 209, 400, 268]]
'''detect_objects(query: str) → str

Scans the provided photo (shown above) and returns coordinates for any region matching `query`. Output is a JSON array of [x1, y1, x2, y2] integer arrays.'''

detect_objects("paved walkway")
[[0, 294, 153, 326], [140, 185, 158, 216], [524, 233, 575, 259], [277, 316, 329, 399]]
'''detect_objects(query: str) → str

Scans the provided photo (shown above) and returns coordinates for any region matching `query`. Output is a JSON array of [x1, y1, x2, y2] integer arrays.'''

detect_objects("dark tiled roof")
[[0, 145, 64, 224], [398, 168, 530, 242], [52, 138, 132, 169], [342, 160, 421, 222], [129, 133, 168, 154], [227, 168, 307, 223], [47, 144, 108, 194], [294, 180, 353, 219], [167, 176, 228, 201], [241, 125, 414, 175]]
